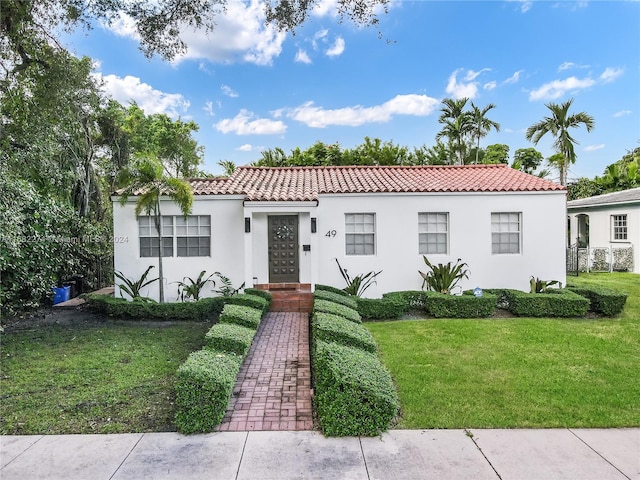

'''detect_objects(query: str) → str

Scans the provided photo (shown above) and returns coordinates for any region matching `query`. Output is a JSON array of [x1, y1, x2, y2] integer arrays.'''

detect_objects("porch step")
[[254, 283, 314, 313]]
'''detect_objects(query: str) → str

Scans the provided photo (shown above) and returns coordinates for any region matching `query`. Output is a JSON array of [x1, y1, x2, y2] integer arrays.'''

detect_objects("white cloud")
[[215, 109, 287, 135], [204, 101, 215, 116], [484, 81, 497, 90], [600, 67, 623, 83], [326, 37, 345, 57], [613, 110, 632, 118], [287, 94, 439, 128], [295, 49, 312, 64], [529, 76, 596, 101], [584, 144, 605, 152], [238, 144, 254, 151], [446, 69, 483, 99], [465, 68, 491, 81], [558, 62, 589, 72], [519, 1, 533, 13], [312, 29, 329, 50], [504, 70, 523, 84], [221, 85, 239, 98], [107, 13, 139, 39], [97, 74, 189, 117]]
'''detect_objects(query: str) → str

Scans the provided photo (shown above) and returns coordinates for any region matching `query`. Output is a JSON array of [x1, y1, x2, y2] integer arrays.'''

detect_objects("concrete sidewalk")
[[1, 428, 638, 480]]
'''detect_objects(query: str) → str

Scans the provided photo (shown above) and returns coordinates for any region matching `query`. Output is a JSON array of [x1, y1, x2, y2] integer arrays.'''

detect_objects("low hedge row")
[[87, 294, 226, 321], [311, 295, 399, 436], [219, 304, 262, 329], [175, 349, 243, 434], [225, 293, 269, 314], [313, 298, 362, 324], [313, 289, 358, 310], [312, 312, 377, 353], [204, 323, 256, 356], [243, 288, 273, 305], [314, 284, 350, 297], [313, 340, 399, 437], [503, 289, 590, 318], [567, 285, 627, 316], [356, 296, 406, 320], [382, 291, 427, 311], [426, 291, 496, 318], [176, 303, 265, 434]]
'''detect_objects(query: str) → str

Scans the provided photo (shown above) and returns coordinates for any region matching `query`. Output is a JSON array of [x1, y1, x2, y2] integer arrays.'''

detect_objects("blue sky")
[[65, 0, 639, 180]]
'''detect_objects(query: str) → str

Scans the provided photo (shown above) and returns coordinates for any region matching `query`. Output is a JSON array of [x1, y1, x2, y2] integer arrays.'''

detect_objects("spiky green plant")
[[419, 256, 469, 294], [530, 276, 560, 294], [174, 271, 216, 301], [335, 259, 382, 297], [213, 273, 245, 297], [114, 266, 158, 302]]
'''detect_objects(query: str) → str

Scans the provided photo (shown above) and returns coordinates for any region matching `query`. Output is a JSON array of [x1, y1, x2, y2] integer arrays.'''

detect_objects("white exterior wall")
[[314, 191, 566, 297], [113, 196, 246, 301], [113, 190, 567, 301], [568, 204, 640, 273]]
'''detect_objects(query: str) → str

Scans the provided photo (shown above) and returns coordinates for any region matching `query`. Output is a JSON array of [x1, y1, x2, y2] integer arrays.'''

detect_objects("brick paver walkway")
[[217, 312, 314, 432]]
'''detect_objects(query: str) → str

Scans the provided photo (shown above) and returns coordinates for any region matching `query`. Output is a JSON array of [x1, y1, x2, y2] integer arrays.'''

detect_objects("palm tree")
[[437, 98, 473, 165], [118, 157, 193, 302], [470, 102, 500, 164], [525, 98, 595, 186]]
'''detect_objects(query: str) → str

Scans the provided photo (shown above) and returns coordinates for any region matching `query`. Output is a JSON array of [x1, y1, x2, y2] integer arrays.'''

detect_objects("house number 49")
[[325, 230, 337, 238]]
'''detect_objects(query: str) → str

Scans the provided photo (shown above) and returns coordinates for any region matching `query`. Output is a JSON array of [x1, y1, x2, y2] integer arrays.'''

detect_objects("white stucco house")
[[112, 164, 567, 300], [567, 187, 639, 273]]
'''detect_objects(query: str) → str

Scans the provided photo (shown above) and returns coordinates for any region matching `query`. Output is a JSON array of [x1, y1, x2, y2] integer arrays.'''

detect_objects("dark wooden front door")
[[268, 215, 299, 283]]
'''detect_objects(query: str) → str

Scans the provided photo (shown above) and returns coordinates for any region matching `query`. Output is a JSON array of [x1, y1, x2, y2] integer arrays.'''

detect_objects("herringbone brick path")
[[217, 312, 314, 431]]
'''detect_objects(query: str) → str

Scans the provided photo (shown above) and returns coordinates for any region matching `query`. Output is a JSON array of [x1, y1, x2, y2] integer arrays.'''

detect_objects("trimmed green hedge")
[[225, 293, 269, 314], [219, 304, 262, 329], [313, 298, 362, 324], [87, 294, 225, 321], [356, 297, 406, 320], [313, 340, 399, 436], [314, 289, 358, 310], [204, 323, 256, 356], [244, 288, 273, 304], [567, 286, 627, 316], [504, 289, 590, 317], [382, 291, 428, 312], [313, 312, 377, 353], [425, 291, 497, 318], [314, 284, 350, 297], [175, 349, 243, 434]]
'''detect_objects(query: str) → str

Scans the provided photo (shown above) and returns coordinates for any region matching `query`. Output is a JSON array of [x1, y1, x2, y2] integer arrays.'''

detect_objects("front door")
[[268, 215, 299, 283]]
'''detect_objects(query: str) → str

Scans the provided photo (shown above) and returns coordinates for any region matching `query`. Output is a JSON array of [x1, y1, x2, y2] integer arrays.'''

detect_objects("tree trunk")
[[154, 200, 165, 303]]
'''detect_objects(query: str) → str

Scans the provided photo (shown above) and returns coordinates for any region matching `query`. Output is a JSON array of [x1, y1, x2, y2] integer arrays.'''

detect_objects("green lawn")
[[0, 322, 210, 434], [366, 273, 640, 429]]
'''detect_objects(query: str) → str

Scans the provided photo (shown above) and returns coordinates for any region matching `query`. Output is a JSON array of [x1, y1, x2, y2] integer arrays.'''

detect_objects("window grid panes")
[[612, 215, 627, 240], [138, 216, 174, 257], [345, 213, 375, 255], [176, 215, 211, 257], [419, 213, 448, 254], [491, 212, 521, 254]]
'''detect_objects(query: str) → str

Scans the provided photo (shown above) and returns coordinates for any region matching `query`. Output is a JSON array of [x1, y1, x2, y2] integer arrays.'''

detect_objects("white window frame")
[[491, 212, 521, 254], [419, 212, 449, 255], [138, 216, 174, 258], [176, 215, 211, 257], [611, 214, 628, 241], [345, 213, 376, 256]]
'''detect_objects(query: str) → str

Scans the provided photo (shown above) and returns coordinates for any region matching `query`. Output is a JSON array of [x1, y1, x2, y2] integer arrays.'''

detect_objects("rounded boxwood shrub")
[[204, 323, 256, 356], [314, 284, 350, 297], [313, 298, 361, 324], [356, 297, 405, 320], [505, 289, 589, 317], [312, 312, 377, 353], [314, 289, 358, 310], [567, 286, 627, 316], [87, 294, 226, 321], [225, 293, 269, 314], [175, 349, 243, 434], [313, 340, 399, 437]]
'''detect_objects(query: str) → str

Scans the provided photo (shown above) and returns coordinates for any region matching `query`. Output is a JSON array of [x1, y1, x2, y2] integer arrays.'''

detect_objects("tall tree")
[[436, 98, 473, 165], [470, 102, 500, 164], [482, 144, 510, 164], [511, 148, 543, 174], [117, 158, 193, 302], [525, 98, 595, 186]]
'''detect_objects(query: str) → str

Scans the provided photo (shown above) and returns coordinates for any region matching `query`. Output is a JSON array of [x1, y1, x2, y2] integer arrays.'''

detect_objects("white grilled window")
[[419, 213, 448, 254], [345, 213, 375, 255], [176, 215, 211, 257], [491, 212, 521, 254], [612, 214, 627, 240], [138, 216, 173, 257]]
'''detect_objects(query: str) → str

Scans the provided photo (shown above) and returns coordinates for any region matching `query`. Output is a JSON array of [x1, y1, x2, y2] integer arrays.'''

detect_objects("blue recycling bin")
[[52, 286, 71, 305]]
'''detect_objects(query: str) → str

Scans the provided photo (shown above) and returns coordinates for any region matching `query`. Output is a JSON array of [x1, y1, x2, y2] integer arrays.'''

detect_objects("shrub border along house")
[[87, 294, 226, 321], [175, 301, 268, 434], [567, 285, 628, 316], [311, 294, 399, 436]]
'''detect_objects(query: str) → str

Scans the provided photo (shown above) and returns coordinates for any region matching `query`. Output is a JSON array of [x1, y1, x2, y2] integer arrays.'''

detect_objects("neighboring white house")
[[112, 164, 567, 300], [567, 187, 640, 273]]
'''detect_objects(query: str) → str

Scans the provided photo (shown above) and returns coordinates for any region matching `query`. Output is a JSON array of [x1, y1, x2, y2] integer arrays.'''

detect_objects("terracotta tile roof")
[[187, 164, 564, 201]]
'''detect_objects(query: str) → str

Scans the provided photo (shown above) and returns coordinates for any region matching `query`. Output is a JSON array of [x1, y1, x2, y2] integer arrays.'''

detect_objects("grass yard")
[[0, 322, 210, 434], [366, 273, 640, 429]]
